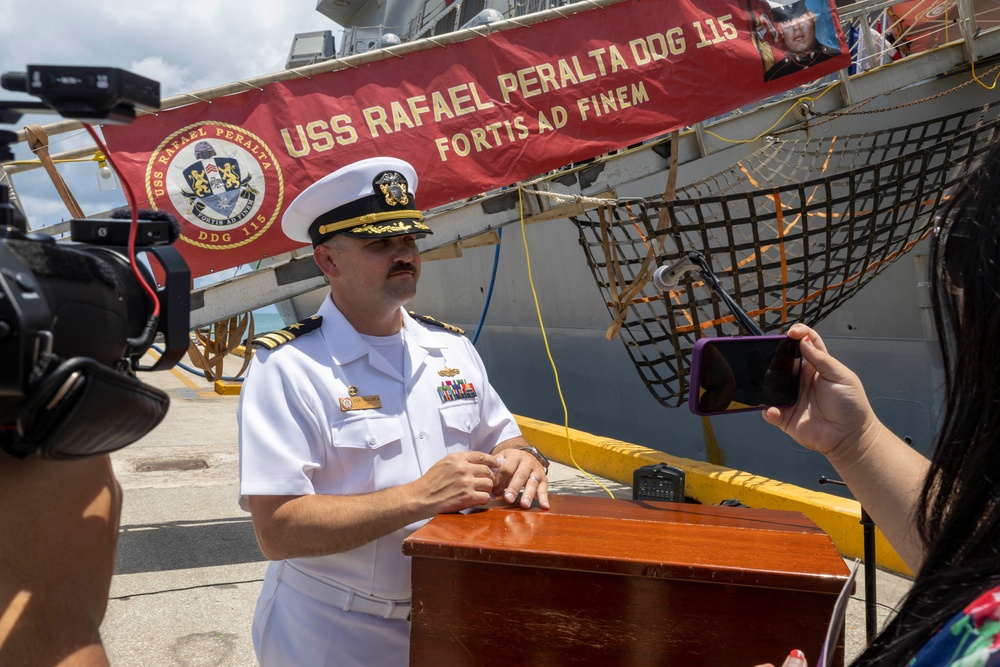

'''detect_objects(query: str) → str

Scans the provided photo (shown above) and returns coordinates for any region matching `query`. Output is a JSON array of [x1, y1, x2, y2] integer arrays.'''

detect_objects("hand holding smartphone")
[[688, 335, 802, 416]]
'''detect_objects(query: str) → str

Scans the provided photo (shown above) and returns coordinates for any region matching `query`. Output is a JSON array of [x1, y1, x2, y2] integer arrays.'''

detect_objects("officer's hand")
[[494, 449, 550, 510], [418, 451, 498, 514]]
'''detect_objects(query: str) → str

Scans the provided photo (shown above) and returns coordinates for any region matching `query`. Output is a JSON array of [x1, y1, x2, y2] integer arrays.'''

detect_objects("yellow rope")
[[705, 84, 839, 144], [971, 59, 1000, 90], [517, 186, 615, 499]]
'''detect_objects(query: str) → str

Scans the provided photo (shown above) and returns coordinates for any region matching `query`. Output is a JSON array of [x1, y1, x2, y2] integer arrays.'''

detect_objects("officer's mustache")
[[388, 262, 417, 277]]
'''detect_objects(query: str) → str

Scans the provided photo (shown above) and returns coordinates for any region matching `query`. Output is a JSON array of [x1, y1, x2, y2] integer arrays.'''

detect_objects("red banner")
[[103, 0, 848, 278]]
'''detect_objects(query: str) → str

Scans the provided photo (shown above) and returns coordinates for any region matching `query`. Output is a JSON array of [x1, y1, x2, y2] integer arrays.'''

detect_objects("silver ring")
[[528, 475, 541, 484]]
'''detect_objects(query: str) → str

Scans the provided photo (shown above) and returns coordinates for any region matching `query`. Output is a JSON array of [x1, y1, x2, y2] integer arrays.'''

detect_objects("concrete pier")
[[100, 358, 911, 665]]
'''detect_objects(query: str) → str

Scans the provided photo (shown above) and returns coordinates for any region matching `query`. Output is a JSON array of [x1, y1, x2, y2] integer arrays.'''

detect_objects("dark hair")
[[852, 140, 1000, 664]]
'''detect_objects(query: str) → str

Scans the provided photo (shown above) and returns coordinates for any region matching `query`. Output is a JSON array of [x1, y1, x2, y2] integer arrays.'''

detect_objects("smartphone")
[[688, 335, 802, 416]]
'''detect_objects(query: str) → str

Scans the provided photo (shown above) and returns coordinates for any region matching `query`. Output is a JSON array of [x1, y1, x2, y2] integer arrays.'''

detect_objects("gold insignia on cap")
[[347, 219, 430, 236], [374, 170, 410, 207], [318, 212, 425, 238]]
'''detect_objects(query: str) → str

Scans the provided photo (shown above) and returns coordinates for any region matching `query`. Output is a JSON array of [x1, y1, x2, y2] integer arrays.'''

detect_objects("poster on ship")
[[103, 0, 849, 278]]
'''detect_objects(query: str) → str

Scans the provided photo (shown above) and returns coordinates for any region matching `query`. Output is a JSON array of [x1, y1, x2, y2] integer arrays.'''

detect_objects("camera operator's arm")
[[762, 324, 929, 571], [0, 453, 121, 666]]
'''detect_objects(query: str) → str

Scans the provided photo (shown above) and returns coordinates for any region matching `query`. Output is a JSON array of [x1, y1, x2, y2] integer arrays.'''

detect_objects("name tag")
[[339, 395, 382, 411]]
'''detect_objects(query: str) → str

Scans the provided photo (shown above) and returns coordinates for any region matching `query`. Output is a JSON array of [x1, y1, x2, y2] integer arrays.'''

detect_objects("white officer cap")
[[281, 156, 431, 247]]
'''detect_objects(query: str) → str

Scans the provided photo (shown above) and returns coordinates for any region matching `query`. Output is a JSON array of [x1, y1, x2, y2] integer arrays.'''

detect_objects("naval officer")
[[237, 156, 550, 666]]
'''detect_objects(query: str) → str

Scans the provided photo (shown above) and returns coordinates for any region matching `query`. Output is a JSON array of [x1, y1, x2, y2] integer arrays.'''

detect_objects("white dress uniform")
[[238, 296, 521, 666]]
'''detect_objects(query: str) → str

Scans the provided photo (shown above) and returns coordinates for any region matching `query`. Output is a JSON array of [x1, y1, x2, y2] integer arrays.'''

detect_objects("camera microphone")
[[69, 208, 182, 246], [109, 208, 182, 242], [108, 206, 181, 244], [652, 255, 702, 291], [0, 72, 27, 94]]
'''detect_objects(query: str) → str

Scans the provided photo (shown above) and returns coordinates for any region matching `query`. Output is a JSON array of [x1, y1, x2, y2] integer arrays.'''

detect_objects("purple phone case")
[[688, 335, 800, 416]]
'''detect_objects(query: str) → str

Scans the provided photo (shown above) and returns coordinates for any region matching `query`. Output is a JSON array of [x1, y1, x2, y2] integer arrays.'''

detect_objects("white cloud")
[[1, 1, 341, 227], [127, 57, 194, 99], [1, 1, 340, 94]]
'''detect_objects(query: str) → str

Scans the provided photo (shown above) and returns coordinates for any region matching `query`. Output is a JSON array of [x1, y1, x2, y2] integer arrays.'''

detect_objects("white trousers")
[[252, 561, 410, 666]]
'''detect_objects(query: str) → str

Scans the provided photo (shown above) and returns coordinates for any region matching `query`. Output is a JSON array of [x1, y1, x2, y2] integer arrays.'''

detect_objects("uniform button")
[[418, 432, 425, 439], [368, 437, 377, 445]]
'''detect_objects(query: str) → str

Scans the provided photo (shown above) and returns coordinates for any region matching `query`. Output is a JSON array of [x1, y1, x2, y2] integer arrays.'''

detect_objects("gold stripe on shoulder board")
[[251, 315, 324, 349], [408, 311, 466, 335]]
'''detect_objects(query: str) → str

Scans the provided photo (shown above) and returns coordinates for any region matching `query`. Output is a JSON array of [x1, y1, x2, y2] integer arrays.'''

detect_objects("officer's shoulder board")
[[251, 315, 323, 350], [408, 311, 465, 335]]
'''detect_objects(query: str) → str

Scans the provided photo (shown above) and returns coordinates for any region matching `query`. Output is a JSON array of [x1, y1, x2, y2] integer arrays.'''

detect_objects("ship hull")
[[267, 1, 1000, 492]]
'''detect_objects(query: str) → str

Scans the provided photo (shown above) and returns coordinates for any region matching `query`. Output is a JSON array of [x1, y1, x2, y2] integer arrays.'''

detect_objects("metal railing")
[[337, 25, 401, 58], [506, 0, 586, 18]]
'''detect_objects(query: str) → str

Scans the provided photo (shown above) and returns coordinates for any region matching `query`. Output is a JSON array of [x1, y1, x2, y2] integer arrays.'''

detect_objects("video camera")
[[0, 65, 190, 460]]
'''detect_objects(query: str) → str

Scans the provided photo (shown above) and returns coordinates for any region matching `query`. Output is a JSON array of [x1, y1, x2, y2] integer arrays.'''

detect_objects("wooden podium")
[[403, 495, 850, 666]]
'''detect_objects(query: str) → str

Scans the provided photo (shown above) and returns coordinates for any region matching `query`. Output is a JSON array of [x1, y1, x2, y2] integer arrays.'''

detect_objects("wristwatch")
[[518, 445, 549, 473]]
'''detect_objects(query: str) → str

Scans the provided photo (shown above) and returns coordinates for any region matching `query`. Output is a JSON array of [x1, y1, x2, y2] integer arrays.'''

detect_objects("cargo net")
[[569, 103, 1000, 407]]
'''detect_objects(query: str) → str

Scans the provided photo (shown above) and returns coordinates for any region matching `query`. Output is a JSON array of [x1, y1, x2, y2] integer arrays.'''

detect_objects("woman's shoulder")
[[909, 585, 1000, 666]]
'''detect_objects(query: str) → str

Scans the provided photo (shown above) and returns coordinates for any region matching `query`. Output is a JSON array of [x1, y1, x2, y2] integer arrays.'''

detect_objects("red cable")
[[83, 124, 161, 319]]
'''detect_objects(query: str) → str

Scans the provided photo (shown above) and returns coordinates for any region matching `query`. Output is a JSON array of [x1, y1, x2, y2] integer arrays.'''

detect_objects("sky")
[[1, 0, 342, 229]]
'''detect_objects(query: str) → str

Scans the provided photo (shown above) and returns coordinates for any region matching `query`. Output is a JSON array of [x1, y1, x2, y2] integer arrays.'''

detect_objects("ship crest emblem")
[[373, 170, 410, 207], [181, 142, 255, 219], [145, 121, 284, 252]]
